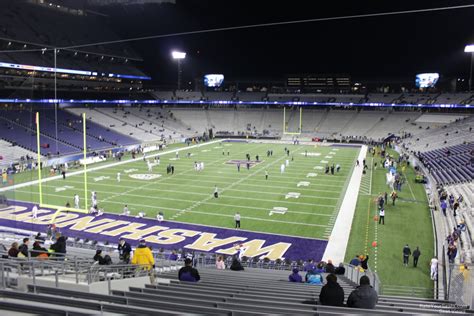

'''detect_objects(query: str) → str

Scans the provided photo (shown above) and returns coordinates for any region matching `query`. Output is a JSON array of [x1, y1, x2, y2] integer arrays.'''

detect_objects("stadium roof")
[[88, 0, 175, 5]]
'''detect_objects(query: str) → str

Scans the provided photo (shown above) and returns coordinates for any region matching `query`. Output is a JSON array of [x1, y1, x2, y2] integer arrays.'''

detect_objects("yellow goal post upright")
[[36, 112, 89, 224], [282, 106, 303, 135]]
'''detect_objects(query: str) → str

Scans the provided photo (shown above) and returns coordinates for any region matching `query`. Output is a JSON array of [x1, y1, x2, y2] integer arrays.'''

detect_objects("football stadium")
[[0, 0, 473, 314]]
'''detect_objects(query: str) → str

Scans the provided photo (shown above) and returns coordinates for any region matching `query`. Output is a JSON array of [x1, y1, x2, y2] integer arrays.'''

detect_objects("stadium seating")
[[0, 139, 36, 168]]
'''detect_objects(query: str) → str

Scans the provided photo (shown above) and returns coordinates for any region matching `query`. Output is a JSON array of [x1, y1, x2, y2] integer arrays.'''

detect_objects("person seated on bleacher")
[[305, 270, 323, 285], [50, 236, 67, 259], [288, 268, 303, 282], [347, 276, 378, 309], [216, 255, 225, 269], [349, 255, 361, 267], [334, 263, 346, 275], [229, 256, 244, 271], [7, 242, 19, 258], [168, 250, 178, 261], [93, 250, 112, 265], [31, 241, 49, 259], [303, 259, 316, 272], [319, 274, 344, 306], [179, 258, 201, 282], [325, 260, 335, 273], [118, 238, 132, 264]]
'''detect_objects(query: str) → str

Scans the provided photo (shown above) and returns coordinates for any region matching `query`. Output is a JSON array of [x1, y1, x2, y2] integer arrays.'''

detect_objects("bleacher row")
[[151, 91, 474, 106], [0, 266, 471, 315], [418, 143, 473, 185]]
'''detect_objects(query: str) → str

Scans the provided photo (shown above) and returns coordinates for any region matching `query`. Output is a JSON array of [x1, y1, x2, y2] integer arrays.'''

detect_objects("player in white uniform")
[[31, 204, 38, 219], [117, 172, 121, 182], [280, 163, 285, 174], [147, 160, 152, 172], [74, 194, 80, 209]]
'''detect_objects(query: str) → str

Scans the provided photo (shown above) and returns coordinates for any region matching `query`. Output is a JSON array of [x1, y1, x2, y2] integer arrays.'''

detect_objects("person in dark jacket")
[[288, 268, 303, 282], [325, 260, 336, 273], [349, 255, 360, 266], [31, 241, 48, 258], [403, 244, 411, 266], [319, 274, 345, 306], [347, 276, 378, 309], [334, 263, 346, 275], [18, 238, 29, 257], [229, 257, 244, 271], [360, 255, 369, 270], [117, 238, 132, 264], [412, 247, 421, 267], [94, 250, 112, 265], [179, 258, 201, 282], [50, 236, 67, 259]]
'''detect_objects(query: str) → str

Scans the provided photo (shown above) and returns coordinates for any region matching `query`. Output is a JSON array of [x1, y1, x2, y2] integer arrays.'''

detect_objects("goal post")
[[35, 111, 90, 224], [282, 106, 302, 135]]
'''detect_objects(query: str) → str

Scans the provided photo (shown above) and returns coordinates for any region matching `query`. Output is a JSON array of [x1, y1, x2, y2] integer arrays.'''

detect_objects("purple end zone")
[[0, 201, 328, 261]]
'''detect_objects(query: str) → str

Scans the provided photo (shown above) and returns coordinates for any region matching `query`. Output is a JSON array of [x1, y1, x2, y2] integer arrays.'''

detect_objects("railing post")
[[75, 260, 79, 284], [107, 275, 112, 295], [55, 270, 59, 288], [0, 263, 5, 289]]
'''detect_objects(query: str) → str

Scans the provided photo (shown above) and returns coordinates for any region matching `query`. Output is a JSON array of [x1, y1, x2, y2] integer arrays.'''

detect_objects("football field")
[[5, 141, 360, 239]]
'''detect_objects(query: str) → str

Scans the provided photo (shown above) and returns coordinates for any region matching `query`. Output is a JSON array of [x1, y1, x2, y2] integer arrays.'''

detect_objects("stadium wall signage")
[[0, 201, 328, 261]]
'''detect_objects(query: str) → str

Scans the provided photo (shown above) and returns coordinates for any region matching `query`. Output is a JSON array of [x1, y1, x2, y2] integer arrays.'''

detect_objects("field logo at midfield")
[[300, 152, 321, 157], [285, 192, 300, 199], [306, 173, 317, 178], [297, 181, 310, 187], [124, 169, 138, 174], [129, 174, 162, 180], [225, 160, 262, 168], [55, 185, 74, 192], [94, 176, 110, 182], [269, 206, 288, 216]]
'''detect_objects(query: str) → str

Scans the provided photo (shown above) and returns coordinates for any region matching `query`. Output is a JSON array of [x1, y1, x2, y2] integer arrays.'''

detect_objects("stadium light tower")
[[465, 44, 474, 92], [172, 51, 186, 91]]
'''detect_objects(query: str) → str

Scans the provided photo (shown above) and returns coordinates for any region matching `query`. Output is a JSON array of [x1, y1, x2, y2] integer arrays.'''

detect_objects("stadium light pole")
[[172, 51, 186, 91], [465, 44, 474, 92]]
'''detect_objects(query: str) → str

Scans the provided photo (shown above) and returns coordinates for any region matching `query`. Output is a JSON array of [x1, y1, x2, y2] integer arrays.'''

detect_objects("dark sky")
[[102, 0, 474, 86]]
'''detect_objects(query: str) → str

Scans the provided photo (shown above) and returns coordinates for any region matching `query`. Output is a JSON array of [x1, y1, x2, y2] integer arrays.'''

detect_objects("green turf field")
[[345, 149, 434, 295], [5, 141, 359, 239]]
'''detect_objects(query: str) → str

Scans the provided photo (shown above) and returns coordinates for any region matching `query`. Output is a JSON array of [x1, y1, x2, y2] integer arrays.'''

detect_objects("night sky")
[[102, 0, 474, 86]]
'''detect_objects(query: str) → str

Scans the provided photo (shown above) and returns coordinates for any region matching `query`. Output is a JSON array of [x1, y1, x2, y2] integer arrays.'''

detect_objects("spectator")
[[306, 270, 323, 285], [50, 236, 67, 259], [304, 259, 316, 272], [440, 200, 447, 216], [93, 250, 112, 265], [360, 255, 369, 270], [412, 247, 421, 268], [325, 259, 335, 273], [230, 256, 244, 271], [288, 268, 303, 282], [349, 255, 361, 266], [402, 244, 411, 266], [179, 258, 201, 282], [319, 274, 345, 306], [35, 232, 45, 242], [216, 255, 225, 269], [347, 275, 378, 309], [131, 240, 155, 270], [118, 238, 132, 264], [31, 241, 49, 258], [169, 250, 178, 261], [334, 263, 346, 275], [18, 238, 29, 258], [8, 242, 19, 258]]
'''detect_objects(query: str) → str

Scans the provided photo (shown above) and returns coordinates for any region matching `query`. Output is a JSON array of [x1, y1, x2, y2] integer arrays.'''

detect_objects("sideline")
[[322, 145, 368, 263]]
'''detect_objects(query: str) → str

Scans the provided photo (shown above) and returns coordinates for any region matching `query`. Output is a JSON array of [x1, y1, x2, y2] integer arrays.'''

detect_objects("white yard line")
[[322, 145, 368, 263]]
